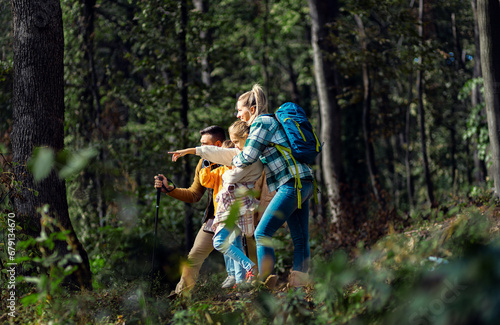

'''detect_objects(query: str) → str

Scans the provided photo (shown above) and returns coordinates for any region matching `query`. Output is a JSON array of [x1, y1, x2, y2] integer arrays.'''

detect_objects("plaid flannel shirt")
[[232, 114, 314, 192], [213, 182, 258, 236]]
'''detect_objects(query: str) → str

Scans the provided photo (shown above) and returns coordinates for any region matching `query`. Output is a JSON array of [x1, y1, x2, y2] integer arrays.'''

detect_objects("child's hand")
[[168, 148, 196, 162]]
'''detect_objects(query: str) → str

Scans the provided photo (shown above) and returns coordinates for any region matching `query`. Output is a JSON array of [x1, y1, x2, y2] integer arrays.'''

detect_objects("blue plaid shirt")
[[232, 114, 314, 192]]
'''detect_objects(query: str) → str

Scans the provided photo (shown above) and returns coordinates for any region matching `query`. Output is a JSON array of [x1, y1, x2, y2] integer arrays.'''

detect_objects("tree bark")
[[10, 0, 92, 289], [417, 0, 435, 206], [308, 0, 343, 223], [477, 0, 500, 197], [471, 0, 487, 184]]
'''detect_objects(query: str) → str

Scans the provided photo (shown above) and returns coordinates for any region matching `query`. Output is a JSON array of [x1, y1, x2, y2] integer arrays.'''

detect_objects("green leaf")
[[20, 293, 40, 306], [67, 253, 83, 264], [58, 147, 98, 179], [224, 201, 241, 229], [23, 276, 42, 285], [28, 147, 55, 182]]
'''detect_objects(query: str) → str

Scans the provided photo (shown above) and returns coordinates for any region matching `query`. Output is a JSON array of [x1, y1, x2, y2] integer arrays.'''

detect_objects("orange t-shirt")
[[199, 165, 231, 213]]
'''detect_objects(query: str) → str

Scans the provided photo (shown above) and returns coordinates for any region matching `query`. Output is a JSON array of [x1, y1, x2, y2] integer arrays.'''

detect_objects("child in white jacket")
[[170, 121, 262, 283]]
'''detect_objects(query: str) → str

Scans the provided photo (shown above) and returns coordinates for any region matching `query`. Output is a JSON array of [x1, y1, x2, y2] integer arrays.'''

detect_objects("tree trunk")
[[179, 0, 194, 251], [417, 0, 435, 206], [354, 14, 383, 206], [263, 0, 271, 107], [406, 75, 415, 210], [450, 12, 459, 190], [477, 0, 500, 197], [193, 0, 211, 87], [81, 0, 106, 227], [450, 104, 458, 191], [308, 0, 343, 223], [286, 48, 300, 104], [10, 0, 92, 290], [471, 0, 487, 184], [451, 13, 465, 70]]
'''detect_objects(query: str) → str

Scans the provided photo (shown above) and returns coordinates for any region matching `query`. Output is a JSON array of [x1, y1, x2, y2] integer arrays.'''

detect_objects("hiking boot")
[[167, 290, 178, 300], [264, 274, 278, 290], [288, 270, 310, 288], [221, 275, 236, 289]]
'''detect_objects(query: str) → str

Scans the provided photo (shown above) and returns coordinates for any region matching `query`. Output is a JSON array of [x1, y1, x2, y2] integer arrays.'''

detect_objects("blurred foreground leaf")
[[28, 147, 55, 182], [58, 147, 98, 179]]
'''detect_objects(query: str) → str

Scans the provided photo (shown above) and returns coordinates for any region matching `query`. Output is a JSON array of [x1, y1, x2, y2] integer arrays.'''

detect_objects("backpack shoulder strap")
[[269, 143, 303, 209]]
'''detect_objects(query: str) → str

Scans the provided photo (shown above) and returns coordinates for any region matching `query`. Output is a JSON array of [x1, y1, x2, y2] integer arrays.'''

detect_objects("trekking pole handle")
[[157, 175, 176, 193], [156, 176, 164, 206]]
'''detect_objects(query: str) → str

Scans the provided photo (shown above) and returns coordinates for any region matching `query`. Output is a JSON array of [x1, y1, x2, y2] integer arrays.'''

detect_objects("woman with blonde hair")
[[233, 84, 314, 287]]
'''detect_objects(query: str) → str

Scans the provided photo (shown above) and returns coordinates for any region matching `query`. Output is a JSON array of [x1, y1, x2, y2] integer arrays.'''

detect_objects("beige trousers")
[[174, 224, 258, 294], [175, 223, 214, 294]]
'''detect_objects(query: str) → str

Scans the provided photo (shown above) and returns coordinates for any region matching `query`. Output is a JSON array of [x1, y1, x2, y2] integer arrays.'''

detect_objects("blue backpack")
[[268, 102, 322, 209], [273, 102, 322, 165]]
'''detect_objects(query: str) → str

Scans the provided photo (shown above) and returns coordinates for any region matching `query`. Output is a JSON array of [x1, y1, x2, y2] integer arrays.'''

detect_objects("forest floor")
[[4, 194, 500, 324]]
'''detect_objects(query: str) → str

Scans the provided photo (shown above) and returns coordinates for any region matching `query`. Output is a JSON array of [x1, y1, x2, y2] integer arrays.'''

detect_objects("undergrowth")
[[3, 194, 500, 324]]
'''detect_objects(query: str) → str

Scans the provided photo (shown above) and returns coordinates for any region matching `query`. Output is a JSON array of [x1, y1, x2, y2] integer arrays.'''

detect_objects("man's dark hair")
[[200, 125, 226, 142]]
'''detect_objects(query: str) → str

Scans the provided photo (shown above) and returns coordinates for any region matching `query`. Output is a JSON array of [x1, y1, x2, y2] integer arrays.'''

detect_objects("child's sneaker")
[[221, 275, 236, 288], [245, 266, 258, 283]]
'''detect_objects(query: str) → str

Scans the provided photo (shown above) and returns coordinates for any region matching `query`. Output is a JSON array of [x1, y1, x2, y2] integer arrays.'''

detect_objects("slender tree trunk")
[[286, 48, 300, 104], [406, 74, 415, 210], [417, 0, 435, 206], [392, 134, 400, 208], [315, 110, 326, 224], [465, 137, 473, 185], [263, 0, 271, 107], [450, 12, 462, 191], [10, 0, 92, 289], [179, 0, 194, 251], [382, 93, 397, 204], [81, 0, 106, 227], [450, 104, 458, 191], [477, 0, 500, 197], [451, 13, 465, 70], [471, 0, 487, 184], [193, 0, 211, 87], [354, 14, 383, 205], [308, 0, 343, 223]]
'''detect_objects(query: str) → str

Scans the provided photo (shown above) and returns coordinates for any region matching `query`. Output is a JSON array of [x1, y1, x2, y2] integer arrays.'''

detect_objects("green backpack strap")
[[270, 143, 303, 209], [270, 143, 320, 209], [312, 129, 321, 152]]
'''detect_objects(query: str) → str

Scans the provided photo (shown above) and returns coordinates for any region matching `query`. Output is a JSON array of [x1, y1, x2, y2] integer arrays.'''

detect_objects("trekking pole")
[[150, 175, 164, 295], [242, 235, 249, 257], [241, 221, 249, 257]]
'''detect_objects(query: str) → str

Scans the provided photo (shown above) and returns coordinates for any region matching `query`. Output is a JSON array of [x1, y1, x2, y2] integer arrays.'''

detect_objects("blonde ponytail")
[[237, 84, 268, 125]]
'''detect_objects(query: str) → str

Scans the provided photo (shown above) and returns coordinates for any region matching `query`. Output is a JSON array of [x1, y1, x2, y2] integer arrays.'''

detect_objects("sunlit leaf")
[[20, 293, 40, 306], [224, 201, 240, 229], [28, 147, 55, 182]]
